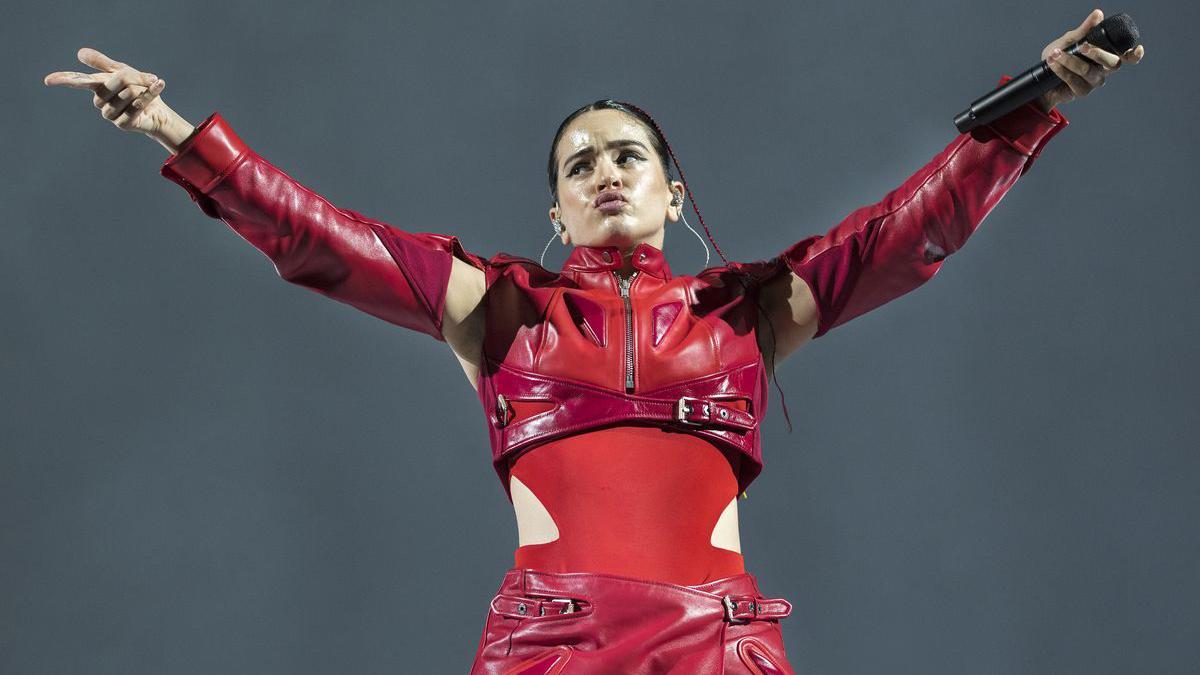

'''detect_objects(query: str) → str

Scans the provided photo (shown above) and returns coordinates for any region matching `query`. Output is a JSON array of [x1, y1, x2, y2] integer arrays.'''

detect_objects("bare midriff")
[[507, 425, 746, 586]]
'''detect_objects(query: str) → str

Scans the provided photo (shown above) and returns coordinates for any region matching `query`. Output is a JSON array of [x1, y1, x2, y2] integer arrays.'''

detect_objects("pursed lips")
[[594, 190, 628, 208]]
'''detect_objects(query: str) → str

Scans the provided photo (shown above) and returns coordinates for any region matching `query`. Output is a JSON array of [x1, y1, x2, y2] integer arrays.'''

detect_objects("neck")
[[615, 249, 637, 278]]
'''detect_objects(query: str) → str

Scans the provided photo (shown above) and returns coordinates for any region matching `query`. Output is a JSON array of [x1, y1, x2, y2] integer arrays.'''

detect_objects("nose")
[[594, 156, 622, 193]]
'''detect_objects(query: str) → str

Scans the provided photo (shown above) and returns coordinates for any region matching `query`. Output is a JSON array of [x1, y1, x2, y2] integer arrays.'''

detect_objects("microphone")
[[954, 12, 1140, 132]]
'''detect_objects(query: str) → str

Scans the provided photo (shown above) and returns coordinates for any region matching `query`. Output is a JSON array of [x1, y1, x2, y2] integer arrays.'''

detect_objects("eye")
[[566, 151, 642, 177]]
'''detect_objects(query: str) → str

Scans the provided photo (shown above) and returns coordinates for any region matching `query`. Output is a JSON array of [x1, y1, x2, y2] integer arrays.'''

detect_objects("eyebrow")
[[561, 139, 650, 171]]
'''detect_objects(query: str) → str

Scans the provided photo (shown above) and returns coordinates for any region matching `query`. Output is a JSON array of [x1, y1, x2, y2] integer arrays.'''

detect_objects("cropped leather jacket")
[[160, 75, 1067, 501]]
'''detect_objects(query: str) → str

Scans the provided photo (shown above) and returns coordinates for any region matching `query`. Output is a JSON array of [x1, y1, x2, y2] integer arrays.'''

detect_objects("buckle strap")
[[723, 594, 793, 623], [491, 593, 579, 618], [494, 392, 756, 432], [675, 396, 755, 431]]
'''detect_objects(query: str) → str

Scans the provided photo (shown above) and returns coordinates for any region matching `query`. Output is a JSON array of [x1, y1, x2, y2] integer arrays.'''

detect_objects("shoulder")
[[694, 257, 791, 290], [482, 251, 566, 287]]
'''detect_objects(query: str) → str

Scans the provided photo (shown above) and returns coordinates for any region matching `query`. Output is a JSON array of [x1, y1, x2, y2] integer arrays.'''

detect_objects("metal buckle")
[[539, 598, 576, 615], [722, 595, 741, 622], [495, 394, 510, 428], [676, 396, 708, 425], [723, 594, 756, 623]]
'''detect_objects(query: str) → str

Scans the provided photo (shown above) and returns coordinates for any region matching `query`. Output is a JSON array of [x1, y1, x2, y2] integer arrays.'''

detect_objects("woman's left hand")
[[1036, 8, 1145, 113]]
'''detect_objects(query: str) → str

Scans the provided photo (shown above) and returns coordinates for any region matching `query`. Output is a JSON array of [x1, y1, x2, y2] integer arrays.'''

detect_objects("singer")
[[44, 7, 1143, 674]]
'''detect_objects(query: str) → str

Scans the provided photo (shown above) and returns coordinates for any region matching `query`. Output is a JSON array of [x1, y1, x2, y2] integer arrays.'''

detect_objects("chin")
[[590, 217, 654, 248]]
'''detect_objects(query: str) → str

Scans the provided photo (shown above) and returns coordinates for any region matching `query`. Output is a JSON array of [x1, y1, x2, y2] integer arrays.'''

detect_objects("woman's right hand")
[[44, 47, 190, 144]]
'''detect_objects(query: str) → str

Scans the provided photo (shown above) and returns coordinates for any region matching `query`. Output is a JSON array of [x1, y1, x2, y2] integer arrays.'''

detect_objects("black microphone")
[[954, 12, 1140, 132]]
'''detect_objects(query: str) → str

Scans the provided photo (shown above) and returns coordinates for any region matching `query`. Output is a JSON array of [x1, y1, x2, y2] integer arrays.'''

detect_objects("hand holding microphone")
[[955, 9, 1145, 132]]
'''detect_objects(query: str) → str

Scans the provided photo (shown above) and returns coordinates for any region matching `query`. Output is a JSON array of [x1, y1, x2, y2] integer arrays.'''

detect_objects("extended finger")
[[114, 79, 165, 127], [44, 71, 108, 89], [77, 47, 128, 73], [1079, 42, 1121, 70]]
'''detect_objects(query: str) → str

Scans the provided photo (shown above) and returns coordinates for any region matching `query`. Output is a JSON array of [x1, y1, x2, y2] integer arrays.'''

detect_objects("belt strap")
[[491, 593, 580, 618], [675, 396, 755, 430], [495, 393, 755, 433], [492, 592, 790, 623], [723, 594, 793, 623]]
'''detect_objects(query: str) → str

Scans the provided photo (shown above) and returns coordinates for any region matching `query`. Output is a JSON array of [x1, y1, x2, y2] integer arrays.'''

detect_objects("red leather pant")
[[469, 567, 796, 674]]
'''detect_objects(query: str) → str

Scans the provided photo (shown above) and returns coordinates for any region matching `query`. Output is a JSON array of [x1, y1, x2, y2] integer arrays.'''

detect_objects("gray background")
[[6, 1, 1196, 673]]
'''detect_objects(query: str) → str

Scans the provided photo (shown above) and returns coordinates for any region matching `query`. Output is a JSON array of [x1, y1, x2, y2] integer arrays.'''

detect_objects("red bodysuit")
[[158, 80, 1068, 595], [509, 426, 747, 584]]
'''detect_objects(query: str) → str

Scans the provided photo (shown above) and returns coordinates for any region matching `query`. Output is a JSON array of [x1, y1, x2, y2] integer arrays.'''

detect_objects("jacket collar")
[[560, 242, 673, 282]]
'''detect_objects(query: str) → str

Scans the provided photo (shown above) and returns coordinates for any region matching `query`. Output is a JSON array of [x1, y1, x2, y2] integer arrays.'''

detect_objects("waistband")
[[490, 567, 792, 624]]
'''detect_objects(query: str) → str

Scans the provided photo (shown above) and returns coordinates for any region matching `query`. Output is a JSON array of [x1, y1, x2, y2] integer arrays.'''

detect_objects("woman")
[[44, 9, 1143, 674]]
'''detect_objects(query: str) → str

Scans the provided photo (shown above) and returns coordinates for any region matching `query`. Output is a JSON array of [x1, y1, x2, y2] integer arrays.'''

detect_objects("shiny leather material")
[[469, 567, 795, 674], [160, 74, 1067, 507], [159, 76, 1068, 669], [159, 112, 488, 342], [780, 76, 1068, 339]]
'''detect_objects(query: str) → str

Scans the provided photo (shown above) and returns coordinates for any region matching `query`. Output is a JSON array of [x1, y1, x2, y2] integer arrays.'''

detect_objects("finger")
[[1052, 49, 1104, 87], [1122, 44, 1145, 64], [77, 47, 128, 73], [1047, 57, 1091, 98], [96, 68, 157, 104], [44, 71, 106, 89], [98, 71, 156, 118], [1064, 8, 1104, 43], [100, 80, 154, 121], [1079, 42, 1121, 70], [114, 79, 165, 128], [93, 72, 150, 108]]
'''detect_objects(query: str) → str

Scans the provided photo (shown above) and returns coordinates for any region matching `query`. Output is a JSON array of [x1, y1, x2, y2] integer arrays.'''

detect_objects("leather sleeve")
[[770, 74, 1069, 340], [159, 112, 488, 342]]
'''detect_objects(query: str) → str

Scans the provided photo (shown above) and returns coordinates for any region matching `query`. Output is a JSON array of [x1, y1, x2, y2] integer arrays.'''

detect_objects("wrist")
[[148, 112, 195, 155]]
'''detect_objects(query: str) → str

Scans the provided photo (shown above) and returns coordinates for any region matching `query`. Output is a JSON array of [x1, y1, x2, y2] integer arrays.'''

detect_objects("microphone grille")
[[1089, 13, 1139, 53]]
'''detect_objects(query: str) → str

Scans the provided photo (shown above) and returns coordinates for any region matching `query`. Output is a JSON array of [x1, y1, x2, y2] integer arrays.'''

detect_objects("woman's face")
[[549, 109, 684, 252]]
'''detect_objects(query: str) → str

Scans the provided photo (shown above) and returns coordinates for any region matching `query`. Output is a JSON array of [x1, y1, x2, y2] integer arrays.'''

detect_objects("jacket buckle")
[[495, 394, 511, 428], [676, 396, 709, 425]]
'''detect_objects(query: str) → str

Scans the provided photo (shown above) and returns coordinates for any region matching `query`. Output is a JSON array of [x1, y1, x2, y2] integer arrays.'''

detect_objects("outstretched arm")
[[756, 9, 1145, 365], [756, 76, 1069, 363], [44, 47, 487, 344], [159, 112, 487, 342]]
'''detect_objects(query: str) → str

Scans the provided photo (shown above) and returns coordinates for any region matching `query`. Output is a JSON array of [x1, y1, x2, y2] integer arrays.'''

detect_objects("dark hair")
[[543, 99, 797, 436], [546, 99, 673, 203], [545, 99, 732, 268]]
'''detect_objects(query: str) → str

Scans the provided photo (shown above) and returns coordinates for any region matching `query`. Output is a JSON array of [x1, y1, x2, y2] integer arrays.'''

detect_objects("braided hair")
[[546, 100, 794, 433]]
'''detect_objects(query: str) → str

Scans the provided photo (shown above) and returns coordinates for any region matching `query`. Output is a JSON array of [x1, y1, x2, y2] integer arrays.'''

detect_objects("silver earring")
[[540, 218, 566, 268], [671, 192, 710, 267]]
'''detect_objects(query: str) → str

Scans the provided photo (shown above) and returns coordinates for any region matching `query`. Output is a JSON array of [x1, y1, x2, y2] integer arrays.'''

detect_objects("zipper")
[[613, 270, 639, 392]]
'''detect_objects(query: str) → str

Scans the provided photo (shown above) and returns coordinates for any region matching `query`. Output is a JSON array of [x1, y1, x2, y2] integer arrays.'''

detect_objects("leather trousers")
[[469, 567, 796, 674]]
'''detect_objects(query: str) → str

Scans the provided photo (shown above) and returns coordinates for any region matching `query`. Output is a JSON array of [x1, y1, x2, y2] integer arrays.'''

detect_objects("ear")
[[665, 180, 685, 223], [548, 203, 571, 245]]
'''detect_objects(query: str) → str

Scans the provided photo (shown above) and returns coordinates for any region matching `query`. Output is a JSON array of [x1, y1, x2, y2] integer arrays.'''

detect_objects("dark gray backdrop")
[[7, 1, 1195, 673]]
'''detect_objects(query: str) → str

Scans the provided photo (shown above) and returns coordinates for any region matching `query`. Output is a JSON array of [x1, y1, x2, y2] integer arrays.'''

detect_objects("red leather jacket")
[[160, 76, 1067, 503]]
